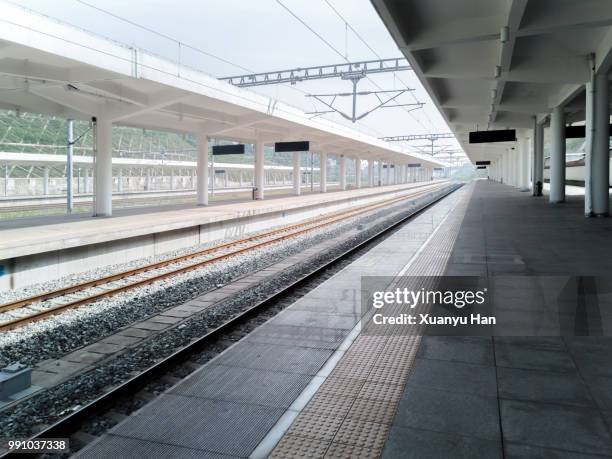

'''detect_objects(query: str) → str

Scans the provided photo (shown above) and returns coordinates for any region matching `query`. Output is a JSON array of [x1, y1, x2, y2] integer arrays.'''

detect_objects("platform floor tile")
[[76, 435, 234, 459], [271, 309, 359, 330], [394, 384, 501, 442], [245, 323, 349, 350], [107, 394, 284, 457], [382, 425, 502, 459], [169, 365, 311, 408], [503, 442, 608, 459], [407, 357, 497, 397], [211, 341, 333, 375], [500, 399, 612, 456]]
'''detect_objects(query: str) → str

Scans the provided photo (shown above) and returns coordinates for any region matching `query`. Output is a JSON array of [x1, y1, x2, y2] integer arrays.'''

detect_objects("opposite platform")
[[0, 182, 442, 292], [0, 182, 440, 260]]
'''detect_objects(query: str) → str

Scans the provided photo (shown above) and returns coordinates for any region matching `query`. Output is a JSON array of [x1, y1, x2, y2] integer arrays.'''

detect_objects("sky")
[[10, 0, 461, 156]]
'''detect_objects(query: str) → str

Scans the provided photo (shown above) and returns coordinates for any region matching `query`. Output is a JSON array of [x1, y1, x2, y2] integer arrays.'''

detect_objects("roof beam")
[[492, 0, 528, 123], [29, 84, 103, 116], [595, 25, 612, 74], [400, 16, 502, 51], [105, 89, 190, 122]]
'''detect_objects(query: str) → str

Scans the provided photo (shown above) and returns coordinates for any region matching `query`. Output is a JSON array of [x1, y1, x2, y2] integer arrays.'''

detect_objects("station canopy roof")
[[372, 0, 612, 163], [0, 3, 446, 169]]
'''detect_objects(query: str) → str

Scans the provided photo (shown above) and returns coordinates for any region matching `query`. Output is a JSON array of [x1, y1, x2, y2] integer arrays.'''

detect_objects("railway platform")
[[0, 182, 433, 292], [77, 179, 612, 458]]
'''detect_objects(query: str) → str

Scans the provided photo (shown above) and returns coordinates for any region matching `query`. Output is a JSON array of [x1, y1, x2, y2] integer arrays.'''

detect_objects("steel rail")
[[0, 183, 444, 330]]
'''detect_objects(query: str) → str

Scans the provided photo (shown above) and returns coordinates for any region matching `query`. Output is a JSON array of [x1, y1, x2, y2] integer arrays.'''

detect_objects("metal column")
[[293, 151, 301, 196], [67, 119, 74, 213], [549, 105, 566, 203], [94, 118, 113, 217], [254, 139, 265, 200], [196, 134, 209, 206]]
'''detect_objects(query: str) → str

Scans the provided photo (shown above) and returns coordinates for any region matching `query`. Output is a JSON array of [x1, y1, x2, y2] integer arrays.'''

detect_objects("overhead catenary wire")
[[275, 0, 433, 150], [323, 0, 466, 163], [321, 0, 438, 134], [75, 0, 253, 74], [72, 0, 355, 124]]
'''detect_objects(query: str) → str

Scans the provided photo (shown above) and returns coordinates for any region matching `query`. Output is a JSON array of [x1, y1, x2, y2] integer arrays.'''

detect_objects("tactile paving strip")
[[271, 435, 331, 458], [333, 418, 389, 451], [325, 442, 376, 458], [285, 412, 345, 442], [269, 186, 474, 458]]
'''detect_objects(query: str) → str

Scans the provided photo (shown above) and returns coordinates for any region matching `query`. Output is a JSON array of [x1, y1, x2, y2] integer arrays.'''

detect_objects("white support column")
[[550, 105, 566, 203], [591, 72, 610, 216], [43, 166, 49, 195], [505, 152, 511, 185], [117, 168, 123, 193], [146, 168, 152, 191], [320, 152, 327, 193], [293, 151, 301, 196], [254, 139, 265, 199], [84, 168, 89, 193], [519, 136, 530, 191], [516, 142, 523, 189], [196, 134, 209, 206], [378, 161, 383, 186], [368, 160, 374, 187], [507, 151, 512, 185], [355, 158, 361, 188], [585, 79, 594, 215], [386, 163, 391, 184], [339, 154, 347, 190], [94, 119, 113, 217], [533, 119, 544, 196]]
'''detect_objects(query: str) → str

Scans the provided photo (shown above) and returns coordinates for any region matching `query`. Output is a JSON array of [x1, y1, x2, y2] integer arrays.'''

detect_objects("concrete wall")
[[0, 185, 423, 292]]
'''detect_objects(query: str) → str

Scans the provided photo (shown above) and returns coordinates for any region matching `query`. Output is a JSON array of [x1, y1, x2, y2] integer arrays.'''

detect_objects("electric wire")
[[275, 0, 431, 147], [322, 0, 437, 134]]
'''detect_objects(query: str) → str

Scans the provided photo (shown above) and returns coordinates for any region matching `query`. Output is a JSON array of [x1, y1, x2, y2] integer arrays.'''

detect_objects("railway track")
[[0, 182, 445, 331], [0, 181, 459, 459]]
